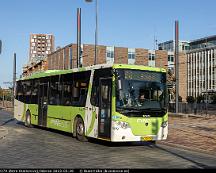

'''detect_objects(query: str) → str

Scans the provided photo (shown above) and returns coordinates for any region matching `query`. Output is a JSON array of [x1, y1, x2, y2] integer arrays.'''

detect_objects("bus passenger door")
[[38, 83, 48, 127], [98, 78, 112, 139]]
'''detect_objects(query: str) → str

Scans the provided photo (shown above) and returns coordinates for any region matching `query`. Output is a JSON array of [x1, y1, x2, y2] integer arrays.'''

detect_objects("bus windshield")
[[115, 69, 168, 117]]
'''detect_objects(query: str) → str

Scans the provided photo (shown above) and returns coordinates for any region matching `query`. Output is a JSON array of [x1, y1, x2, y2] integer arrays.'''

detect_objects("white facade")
[[187, 36, 216, 98], [158, 40, 190, 52]]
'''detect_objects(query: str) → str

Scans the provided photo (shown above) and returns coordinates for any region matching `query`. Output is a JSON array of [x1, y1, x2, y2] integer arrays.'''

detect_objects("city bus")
[[14, 64, 168, 142]]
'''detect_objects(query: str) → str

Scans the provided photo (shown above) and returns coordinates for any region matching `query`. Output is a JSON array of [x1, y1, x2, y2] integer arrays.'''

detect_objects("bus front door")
[[38, 83, 48, 127], [98, 78, 112, 139]]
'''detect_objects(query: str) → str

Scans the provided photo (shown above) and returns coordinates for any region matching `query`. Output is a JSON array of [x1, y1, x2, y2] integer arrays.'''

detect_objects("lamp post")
[[85, 0, 98, 65], [175, 20, 179, 114]]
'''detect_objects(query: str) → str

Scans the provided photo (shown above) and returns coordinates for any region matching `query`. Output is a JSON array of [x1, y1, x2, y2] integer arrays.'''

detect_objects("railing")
[[168, 102, 216, 115]]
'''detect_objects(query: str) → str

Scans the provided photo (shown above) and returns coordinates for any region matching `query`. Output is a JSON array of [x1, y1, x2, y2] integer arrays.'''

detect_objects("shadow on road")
[[1, 118, 15, 126], [15, 121, 156, 148], [155, 145, 215, 169]]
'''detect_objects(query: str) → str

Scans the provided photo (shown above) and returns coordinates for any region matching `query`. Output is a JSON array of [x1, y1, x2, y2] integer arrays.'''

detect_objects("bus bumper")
[[111, 121, 168, 142]]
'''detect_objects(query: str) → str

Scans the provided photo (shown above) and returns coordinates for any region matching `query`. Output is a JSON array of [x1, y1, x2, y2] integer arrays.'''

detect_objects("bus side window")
[[49, 75, 61, 105], [16, 81, 24, 102], [49, 82, 61, 105], [31, 80, 39, 104], [24, 81, 32, 104], [62, 84, 73, 106], [91, 84, 99, 106]]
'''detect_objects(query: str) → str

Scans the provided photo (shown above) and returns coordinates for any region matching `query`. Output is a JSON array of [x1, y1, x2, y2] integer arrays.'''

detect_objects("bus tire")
[[150, 141, 156, 145], [76, 117, 87, 142], [25, 111, 32, 128]]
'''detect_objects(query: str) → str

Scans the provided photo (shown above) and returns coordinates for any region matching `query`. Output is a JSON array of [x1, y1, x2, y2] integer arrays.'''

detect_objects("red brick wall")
[[135, 48, 148, 66], [114, 47, 128, 64], [83, 44, 95, 66], [72, 44, 78, 68], [97, 45, 106, 64], [155, 50, 168, 69], [63, 47, 69, 70]]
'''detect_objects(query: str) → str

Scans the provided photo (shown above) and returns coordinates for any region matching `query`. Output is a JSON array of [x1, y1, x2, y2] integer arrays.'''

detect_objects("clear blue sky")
[[0, 0, 216, 87]]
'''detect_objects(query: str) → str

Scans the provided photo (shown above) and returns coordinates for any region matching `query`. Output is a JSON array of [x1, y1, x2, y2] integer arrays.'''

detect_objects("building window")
[[148, 53, 155, 61], [128, 48, 135, 65], [168, 55, 174, 62], [128, 48, 135, 59], [148, 52, 155, 67], [106, 46, 114, 63]]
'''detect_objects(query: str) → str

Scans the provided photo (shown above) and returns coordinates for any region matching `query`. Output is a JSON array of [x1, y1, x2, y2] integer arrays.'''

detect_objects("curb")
[[158, 141, 216, 157]]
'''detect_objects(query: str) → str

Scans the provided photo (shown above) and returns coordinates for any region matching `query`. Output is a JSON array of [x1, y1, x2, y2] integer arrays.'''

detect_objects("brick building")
[[46, 43, 170, 70], [29, 33, 55, 63], [22, 43, 187, 101]]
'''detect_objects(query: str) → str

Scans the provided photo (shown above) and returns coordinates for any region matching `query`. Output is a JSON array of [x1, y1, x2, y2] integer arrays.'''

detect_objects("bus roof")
[[19, 64, 166, 81]]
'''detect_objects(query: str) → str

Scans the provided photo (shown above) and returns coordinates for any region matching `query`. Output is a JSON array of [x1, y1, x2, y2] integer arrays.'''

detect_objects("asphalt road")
[[0, 110, 216, 169]]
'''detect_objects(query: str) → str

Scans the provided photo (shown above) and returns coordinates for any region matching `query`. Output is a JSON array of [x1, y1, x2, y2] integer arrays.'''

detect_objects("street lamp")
[[85, 0, 98, 65]]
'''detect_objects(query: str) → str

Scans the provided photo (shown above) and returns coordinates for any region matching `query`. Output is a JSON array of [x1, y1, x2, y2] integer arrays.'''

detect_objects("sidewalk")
[[159, 113, 216, 156], [0, 126, 8, 139], [0, 109, 14, 139]]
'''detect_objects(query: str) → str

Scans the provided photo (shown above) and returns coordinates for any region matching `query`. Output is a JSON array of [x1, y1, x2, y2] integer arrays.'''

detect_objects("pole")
[[77, 8, 81, 68], [85, 0, 98, 65], [13, 53, 16, 108], [94, 0, 98, 65], [0, 40, 2, 54], [2, 90, 4, 108], [175, 20, 179, 113]]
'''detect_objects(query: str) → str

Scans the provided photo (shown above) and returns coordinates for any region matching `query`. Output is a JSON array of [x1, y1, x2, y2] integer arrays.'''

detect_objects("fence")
[[168, 102, 216, 115], [0, 101, 13, 108]]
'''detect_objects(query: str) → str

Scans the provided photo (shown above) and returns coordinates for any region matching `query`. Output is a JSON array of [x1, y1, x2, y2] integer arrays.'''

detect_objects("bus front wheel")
[[76, 117, 87, 142]]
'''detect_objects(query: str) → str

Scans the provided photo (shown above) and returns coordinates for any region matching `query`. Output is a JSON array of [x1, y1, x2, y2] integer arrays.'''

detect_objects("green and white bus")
[[14, 64, 168, 142]]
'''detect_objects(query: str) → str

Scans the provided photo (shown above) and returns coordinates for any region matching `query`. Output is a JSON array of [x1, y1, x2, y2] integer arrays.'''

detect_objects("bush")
[[211, 94, 216, 104], [186, 96, 195, 103], [196, 95, 204, 103], [178, 96, 182, 102]]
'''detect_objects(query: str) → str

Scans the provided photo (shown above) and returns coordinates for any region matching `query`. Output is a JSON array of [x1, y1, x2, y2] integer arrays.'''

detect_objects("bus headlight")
[[117, 121, 130, 129], [161, 121, 168, 128]]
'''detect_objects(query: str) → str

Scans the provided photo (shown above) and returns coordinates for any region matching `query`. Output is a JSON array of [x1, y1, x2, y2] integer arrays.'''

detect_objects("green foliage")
[[211, 94, 216, 104], [196, 95, 204, 103], [0, 88, 13, 101], [178, 95, 182, 102], [186, 96, 195, 103]]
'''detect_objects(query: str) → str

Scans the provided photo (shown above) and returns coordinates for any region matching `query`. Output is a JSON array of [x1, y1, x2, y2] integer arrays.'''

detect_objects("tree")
[[186, 96, 195, 103], [196, 95, 204, 103], [211, 94, 216, 104], [178, 95, 182, 102], [0, 87, 3, 100]]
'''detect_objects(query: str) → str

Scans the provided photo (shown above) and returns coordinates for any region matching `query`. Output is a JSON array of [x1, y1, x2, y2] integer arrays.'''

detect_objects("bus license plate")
[[141, 136, 153, 141]]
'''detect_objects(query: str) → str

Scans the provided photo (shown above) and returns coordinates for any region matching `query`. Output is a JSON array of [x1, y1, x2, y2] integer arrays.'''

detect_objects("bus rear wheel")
[[25, 111, 32, 128], [76, 117, 87, 142]]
